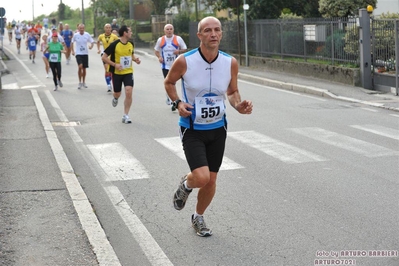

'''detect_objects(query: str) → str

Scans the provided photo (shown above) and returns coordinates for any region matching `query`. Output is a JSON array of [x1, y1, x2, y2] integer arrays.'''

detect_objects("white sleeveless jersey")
[[180, 48, 232, 130]]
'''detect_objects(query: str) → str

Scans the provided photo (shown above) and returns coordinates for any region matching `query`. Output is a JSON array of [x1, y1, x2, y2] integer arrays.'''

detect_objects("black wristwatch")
[[172, 99, 182, 109]]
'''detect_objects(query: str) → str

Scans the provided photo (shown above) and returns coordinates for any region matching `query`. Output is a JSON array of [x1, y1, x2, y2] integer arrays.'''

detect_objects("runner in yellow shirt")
[[97, 23, 119, 92]]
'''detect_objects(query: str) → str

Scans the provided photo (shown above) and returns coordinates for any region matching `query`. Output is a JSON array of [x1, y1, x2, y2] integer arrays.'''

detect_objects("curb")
[[238, 73, 399, 112]]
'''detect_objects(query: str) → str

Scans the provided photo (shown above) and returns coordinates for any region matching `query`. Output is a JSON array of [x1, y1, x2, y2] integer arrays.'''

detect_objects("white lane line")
[[228, 131, 327, 164], [45, 91, 172, 265], [33, 90, 121, 266], [2, 82, 19, 89], [87, 143, 150, 181], [291, 127, 399, 157], [155, 136, 244, 170], [390, 114, 399, 118], [361, 107, 378, 112], [239, 79, 327, 101], [351, 125, 399, 141], [104, 185, 174, 266]]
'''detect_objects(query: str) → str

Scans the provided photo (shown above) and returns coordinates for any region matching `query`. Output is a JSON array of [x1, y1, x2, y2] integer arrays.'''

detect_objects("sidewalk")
[[1, 46, 399, 265], [0, 52, 100, 265]]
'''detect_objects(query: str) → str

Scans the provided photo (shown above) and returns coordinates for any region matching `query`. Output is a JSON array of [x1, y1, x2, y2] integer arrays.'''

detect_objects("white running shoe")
[[78, 83, 82, 89], [107, 84, 112, 92], [122, 115, 132, 124], [54, 86, 58, 91], [83, 83, 88, 88], [58, 80, 63, 87]]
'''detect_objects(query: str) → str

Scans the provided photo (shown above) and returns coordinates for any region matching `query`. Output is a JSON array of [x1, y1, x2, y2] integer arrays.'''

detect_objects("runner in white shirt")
[[71, 24, 95, 89]]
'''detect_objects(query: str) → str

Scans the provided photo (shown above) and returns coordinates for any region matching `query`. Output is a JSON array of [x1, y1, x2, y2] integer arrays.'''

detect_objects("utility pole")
[[81, 0, 85, 25], [129, 0, 134, 19]]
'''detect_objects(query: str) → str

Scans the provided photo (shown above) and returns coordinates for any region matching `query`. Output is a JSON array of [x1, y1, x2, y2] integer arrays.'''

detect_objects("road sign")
[[0, 7, 5, 17]]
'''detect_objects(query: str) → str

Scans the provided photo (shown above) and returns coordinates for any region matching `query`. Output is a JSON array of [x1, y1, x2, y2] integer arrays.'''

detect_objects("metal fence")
[[372, 19, 397, 73], [189, 18, 360, 66]]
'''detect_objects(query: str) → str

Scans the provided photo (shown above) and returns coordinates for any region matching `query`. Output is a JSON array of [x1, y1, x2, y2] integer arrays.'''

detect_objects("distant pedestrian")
[[14, 25, 22, 54], [101, 25, 141, 124], [61, 24, 73, 64], [111, 19, 119, 32], [7, 22, 13, 44], [44, 32, 66, 91], [154, 23, 187, 111], [41, 35, 50, 78], [97, 23, 119, 92], [71, 24, 95, 89], [26, 32, 38, 63]]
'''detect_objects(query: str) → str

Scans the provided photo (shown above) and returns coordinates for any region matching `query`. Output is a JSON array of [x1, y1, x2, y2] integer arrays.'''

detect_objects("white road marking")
[[361, 107, 378, 112], [155, 136, 244, 170], [2, 82, 19, 89], [228, 131, 327, 164], [34, 90, 121, 266], [46, 91, 171, 265], [390, 114, 399, 118], [87, 143, 150, 181], [104, 185, 174, 266], [291, 127, 399, 157], [351, 125, 399, 141]]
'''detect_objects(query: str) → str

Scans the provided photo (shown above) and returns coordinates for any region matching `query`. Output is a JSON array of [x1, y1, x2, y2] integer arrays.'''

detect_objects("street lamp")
[[243, 1, 249, 66], [81, 0, 85, 24]]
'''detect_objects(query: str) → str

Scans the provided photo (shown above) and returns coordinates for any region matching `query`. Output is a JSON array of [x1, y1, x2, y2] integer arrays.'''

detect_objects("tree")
[[319, 0, 377, 18], [283, 0, 321, 18], [217, 0, 285, 19], [151, 0, 170, 15]]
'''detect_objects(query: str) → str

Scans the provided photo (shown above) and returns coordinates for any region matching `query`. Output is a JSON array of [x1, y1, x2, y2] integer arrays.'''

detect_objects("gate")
[[371, 18, 399, 95]]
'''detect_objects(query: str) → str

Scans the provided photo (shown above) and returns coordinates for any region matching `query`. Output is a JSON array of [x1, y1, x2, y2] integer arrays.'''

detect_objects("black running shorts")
[[112, 73, 134, 93], [76, 55, 89, 68], [180, 126, 227, 172]]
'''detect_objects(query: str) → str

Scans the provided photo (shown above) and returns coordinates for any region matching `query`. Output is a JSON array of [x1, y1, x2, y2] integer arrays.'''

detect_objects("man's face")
[[198, 18, 223, 48], [79, 25, 85, 34], [104, 25, 111, 34], [164, 25, 174, 37]]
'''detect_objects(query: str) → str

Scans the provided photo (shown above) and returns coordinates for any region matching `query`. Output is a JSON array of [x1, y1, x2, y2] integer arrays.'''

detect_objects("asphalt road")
[[1, 40, 398, 266]]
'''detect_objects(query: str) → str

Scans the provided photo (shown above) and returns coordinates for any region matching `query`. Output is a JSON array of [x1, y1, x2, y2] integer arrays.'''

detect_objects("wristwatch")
[[172, 99, 182, 109]]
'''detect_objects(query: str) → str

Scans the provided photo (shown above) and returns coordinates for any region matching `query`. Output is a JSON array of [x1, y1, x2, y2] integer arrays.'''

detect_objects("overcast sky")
[[1, 0, 92, 22]]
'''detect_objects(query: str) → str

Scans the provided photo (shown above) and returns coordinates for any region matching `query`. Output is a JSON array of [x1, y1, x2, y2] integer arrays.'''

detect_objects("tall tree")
[[319, 0, 377, 17], [283, 0, 321, 18], [217, 0, 285, 19], [151, 0, 170, 15]]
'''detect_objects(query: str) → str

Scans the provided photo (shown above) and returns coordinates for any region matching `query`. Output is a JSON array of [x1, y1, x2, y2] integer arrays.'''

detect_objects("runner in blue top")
[[26, 32, 38, 63], [165, 16, 253, 237], [61, 23, 73, 64]]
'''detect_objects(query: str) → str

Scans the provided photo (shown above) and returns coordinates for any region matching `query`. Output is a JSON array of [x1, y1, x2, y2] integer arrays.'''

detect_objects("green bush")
[[282, 31, 304, 55], [323, 30, 346, 59]]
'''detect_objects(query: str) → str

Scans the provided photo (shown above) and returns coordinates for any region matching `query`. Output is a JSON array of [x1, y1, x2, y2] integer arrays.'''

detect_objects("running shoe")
[[46, 73, 49, 78], [32, 60, 35, 64], [58, 80, 63, 87], [191, 214, 213, 237], [173, 175, 192, 210], [82, 83, 88, 88], [78, 83, 82, 89], [107, 84, 112, 92], [29, 54, 31, 59], [112, 98, 118, 107], [122, 115, 132, 124], [54, 85, 58, 91]]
